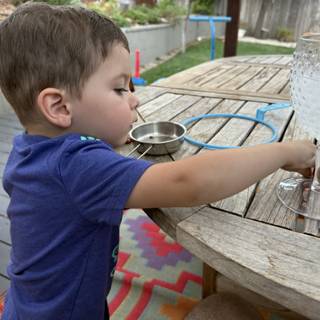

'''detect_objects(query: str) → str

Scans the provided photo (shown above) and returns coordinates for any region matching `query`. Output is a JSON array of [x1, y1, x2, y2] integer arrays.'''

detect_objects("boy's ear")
[[36, 88, 72, 128]]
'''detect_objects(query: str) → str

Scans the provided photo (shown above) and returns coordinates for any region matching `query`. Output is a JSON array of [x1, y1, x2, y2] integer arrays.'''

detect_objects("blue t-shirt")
[[2, 133, 152, 320]]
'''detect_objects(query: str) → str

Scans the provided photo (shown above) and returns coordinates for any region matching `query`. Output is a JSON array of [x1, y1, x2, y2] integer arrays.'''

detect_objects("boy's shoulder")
[[12, 132, 112, 156], [60, 133, 113, 154], [6, 132, 116, 179]]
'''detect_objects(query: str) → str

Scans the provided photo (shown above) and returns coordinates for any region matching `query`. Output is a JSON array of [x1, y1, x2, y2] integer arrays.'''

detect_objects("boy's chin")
[[125, 136, 132, 144], [111, 136, 131, 148]]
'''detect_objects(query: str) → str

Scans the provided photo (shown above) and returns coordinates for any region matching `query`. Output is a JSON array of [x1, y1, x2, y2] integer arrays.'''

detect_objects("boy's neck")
[[25, 123, 70, 138]]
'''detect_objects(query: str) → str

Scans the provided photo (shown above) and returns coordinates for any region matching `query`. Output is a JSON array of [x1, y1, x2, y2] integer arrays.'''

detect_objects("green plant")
[[192, 0, 214, 15], [88, 0, 131, 27], [11, 0, 79, 6], [157, 0, 186, 21], [123, 5, 161, 25], [88, 3, 130, 27], [276, 27, 294, 42], [89, 0, 185, 27]]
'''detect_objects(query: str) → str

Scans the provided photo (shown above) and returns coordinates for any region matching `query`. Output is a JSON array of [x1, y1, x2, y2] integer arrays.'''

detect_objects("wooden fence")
[[215, 0, 320, 41]]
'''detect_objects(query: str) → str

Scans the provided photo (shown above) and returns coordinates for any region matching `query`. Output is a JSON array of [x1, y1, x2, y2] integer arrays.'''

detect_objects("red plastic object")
[[135, 49, 140, 78]]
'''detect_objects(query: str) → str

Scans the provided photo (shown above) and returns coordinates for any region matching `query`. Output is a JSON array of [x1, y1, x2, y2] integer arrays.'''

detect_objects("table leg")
[[202, 262, 218, 298]]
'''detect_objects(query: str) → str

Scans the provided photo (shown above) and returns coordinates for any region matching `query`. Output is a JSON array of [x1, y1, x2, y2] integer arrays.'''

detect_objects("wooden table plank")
[[0, 164, 5, 179], [0, 216, 10, 245], [145, 206, 204, 240], [144, 94, 201, 123], [259, 69, 290, 94], [172, 99, 244, 160], [214, 60, 290, 70], [155, 86, 290, 104], [244, 55, 289, 65], [0, 183, 8, 199], [199, 65, 250, 89], [0, 194, 9, 217], [275, 55, 293, 65], [218, 55, 291, 68], [0, 152, 10, 166], [255, 55, 284, 64], [240, 67, 280, 92], [246, 116, 316, 232], [138, 92, 181, 119], [0, 142, 12, 155], [0, 125, 21, 136], [172, 97, 223, 124], [0, 274, 9, 295], [211, 105, 292, 215], [134, 86, 168, 106], [0, 132, 15, 145], [215, 66, 265, 90], [177, 207, 320, 320], [0, 242, 10, 277], [202, 101, 265, 149], [185, 64, 234, 87], [155, 61, 218, 87]]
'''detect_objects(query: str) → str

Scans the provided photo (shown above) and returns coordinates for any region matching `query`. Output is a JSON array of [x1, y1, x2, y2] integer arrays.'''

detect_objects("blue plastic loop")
[[256, 102, 291, 121], [182, 113, 279, 150]]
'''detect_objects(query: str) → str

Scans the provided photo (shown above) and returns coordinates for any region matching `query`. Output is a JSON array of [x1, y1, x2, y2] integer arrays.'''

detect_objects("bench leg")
[[202, 262, 218, 298]]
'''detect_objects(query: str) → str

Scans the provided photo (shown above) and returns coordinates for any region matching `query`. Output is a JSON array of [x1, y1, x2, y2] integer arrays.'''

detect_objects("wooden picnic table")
[[0, 55, 319, 318], [117, 55, 320, 319]]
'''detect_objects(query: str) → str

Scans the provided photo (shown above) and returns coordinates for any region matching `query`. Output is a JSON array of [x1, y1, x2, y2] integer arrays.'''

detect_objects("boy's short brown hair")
[[0, 2, 129, 125]]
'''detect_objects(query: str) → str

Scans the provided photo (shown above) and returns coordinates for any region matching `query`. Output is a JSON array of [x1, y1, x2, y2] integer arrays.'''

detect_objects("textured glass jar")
[[291, 33, 320, 140], [277, 33, 320, 219]]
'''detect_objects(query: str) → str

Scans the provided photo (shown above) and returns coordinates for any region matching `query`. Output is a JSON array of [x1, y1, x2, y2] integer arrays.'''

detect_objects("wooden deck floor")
[[0, 110, 22, 294]]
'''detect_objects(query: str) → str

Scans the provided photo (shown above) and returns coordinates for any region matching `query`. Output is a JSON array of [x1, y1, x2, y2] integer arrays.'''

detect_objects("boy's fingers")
[[298, 167, 313, 178]]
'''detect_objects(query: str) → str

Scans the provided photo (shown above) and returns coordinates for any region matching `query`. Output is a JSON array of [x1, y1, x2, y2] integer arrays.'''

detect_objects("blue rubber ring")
[[182, 113, 278, 149]]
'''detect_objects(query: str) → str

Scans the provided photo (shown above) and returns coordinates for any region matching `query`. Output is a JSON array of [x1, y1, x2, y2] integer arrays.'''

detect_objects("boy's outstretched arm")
[[126, 140, 315, 209]]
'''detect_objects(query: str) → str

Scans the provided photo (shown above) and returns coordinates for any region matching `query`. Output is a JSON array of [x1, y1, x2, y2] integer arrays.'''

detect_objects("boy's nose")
[[129, 78, 139, 110], [130, 93, 139, 110], [132, 94, 140, 109]]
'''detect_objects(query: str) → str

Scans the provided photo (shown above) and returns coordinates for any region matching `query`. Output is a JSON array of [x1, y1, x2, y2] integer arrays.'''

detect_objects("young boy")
[[0, 3, 315, 320]]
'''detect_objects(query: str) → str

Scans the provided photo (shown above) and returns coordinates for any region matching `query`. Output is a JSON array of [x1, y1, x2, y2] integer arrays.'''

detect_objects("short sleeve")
[[58, 140, 153, 225]]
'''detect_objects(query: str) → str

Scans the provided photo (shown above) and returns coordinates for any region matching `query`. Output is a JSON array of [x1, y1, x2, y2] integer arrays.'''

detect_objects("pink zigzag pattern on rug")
[[125, 215, 192, 270]]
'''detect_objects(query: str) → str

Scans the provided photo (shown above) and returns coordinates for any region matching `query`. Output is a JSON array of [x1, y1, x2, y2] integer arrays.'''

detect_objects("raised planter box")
[[123, 19, 226, 67]]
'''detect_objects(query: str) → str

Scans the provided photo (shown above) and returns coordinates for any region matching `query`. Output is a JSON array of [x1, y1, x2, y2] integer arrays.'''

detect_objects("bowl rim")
[[129, 121, 186, 145]]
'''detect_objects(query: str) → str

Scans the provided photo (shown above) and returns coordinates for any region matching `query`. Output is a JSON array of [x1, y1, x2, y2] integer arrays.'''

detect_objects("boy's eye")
[[114, 88, 129, 95]]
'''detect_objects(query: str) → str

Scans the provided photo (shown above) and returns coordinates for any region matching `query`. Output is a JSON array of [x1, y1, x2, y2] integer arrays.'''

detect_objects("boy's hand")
[[281, 140, 316, 177]]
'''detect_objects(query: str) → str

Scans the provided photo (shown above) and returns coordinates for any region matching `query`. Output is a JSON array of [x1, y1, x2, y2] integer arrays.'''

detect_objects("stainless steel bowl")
[[128, 121, 186, 156]]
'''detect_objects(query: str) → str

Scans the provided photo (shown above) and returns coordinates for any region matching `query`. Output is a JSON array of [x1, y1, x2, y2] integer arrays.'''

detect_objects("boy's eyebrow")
[[113, 73, 131, 81]]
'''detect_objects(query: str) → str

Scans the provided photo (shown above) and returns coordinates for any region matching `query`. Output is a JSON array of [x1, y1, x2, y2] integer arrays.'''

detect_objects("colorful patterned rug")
[[108, 209, 202, 319], [0, 209, 294, 319]]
